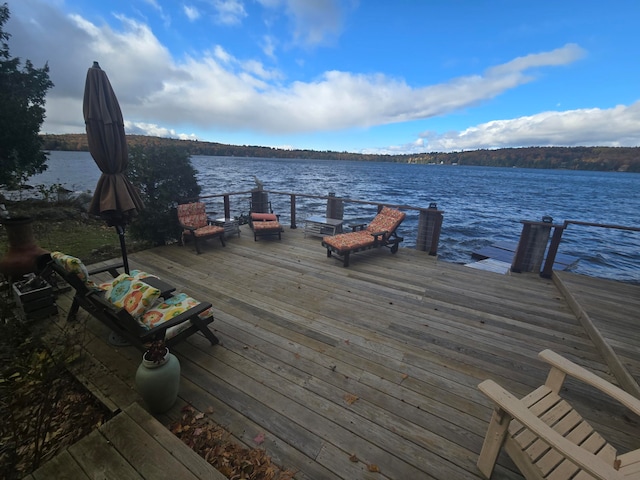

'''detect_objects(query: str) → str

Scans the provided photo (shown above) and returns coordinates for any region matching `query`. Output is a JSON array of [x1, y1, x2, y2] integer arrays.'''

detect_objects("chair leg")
[[477, 407, 511, 479], [193, 235, 202, 254], [67, 297, 80, 321], [219, 235, 226, 247], [343, 252, 350, 267]]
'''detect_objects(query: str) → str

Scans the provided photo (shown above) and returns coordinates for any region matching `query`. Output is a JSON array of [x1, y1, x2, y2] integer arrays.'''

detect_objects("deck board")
[[47, 225, 640, 480]]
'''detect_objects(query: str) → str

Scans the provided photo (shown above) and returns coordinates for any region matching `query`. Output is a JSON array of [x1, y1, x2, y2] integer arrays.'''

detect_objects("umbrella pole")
[[115, 225, 130, 274]]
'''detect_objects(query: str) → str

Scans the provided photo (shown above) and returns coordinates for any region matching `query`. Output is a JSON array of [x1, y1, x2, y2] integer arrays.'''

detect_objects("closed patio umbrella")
[[83, 61, 143, 273]]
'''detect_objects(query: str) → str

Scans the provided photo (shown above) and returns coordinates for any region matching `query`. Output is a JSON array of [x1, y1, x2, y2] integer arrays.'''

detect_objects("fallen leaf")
[[254, 432, 265, 444], [349, 453, 359, 462], [367, 463, 380, 472], [344, 393, 359, 405], [401, 373, 409, 381]]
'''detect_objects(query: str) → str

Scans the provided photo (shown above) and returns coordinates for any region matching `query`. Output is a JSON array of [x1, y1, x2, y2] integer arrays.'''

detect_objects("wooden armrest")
[[369, 230, 388, 238], [478, 379, 624, 480], [349, 223, 367, 231], [145, 301, 213, 334], [88, 263, 125, 278], [539, 350, 640, 416]]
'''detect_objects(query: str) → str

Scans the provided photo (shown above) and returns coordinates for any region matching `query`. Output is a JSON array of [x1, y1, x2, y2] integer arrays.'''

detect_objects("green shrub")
[[127, 144, 201, 246]]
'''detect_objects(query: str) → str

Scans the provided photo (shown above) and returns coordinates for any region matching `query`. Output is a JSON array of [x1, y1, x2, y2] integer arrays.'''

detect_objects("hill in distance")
[[40, 133, 640, 172]]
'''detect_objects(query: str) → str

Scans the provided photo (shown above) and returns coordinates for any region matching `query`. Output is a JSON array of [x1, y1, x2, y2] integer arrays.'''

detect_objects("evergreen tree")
[[127, 144, 201, 246], [0, 3, 54, 188]]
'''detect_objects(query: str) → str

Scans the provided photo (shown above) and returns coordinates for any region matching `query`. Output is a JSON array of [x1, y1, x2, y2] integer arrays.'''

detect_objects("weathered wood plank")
[[44, 226, 639, 480]]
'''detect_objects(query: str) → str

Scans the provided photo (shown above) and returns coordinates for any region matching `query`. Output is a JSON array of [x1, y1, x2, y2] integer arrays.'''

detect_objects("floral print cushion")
[[251, 213, 277, 221], [99, 270, 159, 299], [366, 207, 406, 240], [252, 220, 281, 232], [322, 231, 377, 252], [106, 273, 162, 319], [188, 224, 225, 237], [140, 293, 212, 331], [51, 251, 96, 289], [177, 202, 208, 229], [322, 207, 405, 252]]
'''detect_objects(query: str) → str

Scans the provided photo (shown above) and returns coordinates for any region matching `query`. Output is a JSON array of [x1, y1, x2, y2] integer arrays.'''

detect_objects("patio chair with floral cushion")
[[321, 206, 406, 267], [177, 202, 226, 254], [43, 252, 220, 350]]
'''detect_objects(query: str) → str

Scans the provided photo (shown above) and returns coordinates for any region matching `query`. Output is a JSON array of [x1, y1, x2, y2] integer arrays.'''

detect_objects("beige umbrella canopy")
[[83, 61, 144, 273]]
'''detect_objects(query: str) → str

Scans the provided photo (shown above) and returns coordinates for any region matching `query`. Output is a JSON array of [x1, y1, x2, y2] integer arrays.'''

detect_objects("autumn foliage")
[[170, 405, 296, 479]]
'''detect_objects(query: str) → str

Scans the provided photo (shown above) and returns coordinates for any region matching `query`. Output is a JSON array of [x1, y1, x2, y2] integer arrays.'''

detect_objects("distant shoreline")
[[40, 133, 640, 173]]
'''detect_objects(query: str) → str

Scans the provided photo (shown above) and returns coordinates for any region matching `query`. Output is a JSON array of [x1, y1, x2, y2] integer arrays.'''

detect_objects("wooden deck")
[[44, 225, 640, 479]]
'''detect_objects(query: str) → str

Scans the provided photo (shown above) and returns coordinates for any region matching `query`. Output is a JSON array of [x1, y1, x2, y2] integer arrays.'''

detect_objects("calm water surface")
[[24, 151, 640, 283]]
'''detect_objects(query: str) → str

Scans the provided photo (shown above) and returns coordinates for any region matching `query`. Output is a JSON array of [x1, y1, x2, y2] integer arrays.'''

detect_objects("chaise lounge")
[[43, 251, 220, 350], [321, 206, 406, 267], [249, 212, 284, 241]]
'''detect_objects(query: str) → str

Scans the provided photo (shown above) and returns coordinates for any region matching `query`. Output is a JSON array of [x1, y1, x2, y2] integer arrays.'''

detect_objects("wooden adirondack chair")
[[477, 349, 640, 480]]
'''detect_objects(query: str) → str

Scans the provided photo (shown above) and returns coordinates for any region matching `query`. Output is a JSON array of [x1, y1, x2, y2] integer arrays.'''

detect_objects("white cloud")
[[212, 0, 247, 25], [125, 121, 197, 140], [257, 0, 347, 47], [362, 103, 640, 154], [261, 35, 277, 60], [184, 5, 200, 21], [9, 1, 636, 154]]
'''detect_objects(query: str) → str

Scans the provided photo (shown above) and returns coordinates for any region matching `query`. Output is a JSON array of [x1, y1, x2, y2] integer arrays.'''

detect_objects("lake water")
[[19, 151, 640, 283]]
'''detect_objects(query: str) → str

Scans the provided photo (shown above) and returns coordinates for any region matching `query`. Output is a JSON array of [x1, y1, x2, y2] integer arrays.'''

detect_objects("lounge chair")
[[177, 202, 226, 254], [477, 349, 640, 480], [249, 211, 284, 241], [43, 252, 220, 351], [321, 206, 406, 267]]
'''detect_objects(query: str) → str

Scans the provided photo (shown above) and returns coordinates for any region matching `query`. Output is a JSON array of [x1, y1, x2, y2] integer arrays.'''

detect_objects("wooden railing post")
[[511, 217, 554, 273], [416, 203, 443, 256], [223, 195, 231, 220], [541, 225, 565, 278], [290, 194, 297, 229], [326, 192, 344, 220]]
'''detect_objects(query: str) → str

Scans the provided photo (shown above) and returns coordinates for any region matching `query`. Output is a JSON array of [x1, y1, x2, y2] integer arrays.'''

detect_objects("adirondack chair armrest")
[[478, 379, 624, 480], [539, 349, 640, 416]]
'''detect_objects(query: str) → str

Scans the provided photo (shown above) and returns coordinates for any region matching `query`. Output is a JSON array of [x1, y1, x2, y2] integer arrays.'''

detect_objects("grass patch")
[[1, 199, 147, 265]]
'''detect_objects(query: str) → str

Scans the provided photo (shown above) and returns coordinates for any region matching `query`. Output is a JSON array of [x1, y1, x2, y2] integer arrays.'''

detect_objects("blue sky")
[[7, 0, 640, 154]]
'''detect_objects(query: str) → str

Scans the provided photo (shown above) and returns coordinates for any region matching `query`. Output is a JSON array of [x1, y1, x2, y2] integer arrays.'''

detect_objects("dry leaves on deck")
[[170, 405, 296, 480], [343, 393, 359, 405]]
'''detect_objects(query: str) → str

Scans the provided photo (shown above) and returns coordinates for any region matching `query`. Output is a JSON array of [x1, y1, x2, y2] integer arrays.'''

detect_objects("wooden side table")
[[304, 216, 343, 238], [213, 217, 240, 237]]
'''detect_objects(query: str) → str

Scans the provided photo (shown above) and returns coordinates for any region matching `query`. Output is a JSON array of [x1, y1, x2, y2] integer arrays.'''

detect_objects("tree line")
[[41, 133, 640, 172]]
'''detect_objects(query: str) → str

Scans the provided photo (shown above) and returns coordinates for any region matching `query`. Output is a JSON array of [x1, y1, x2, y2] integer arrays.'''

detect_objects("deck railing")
[[512, 219, 640, 278], [199, 189, 444, 255]]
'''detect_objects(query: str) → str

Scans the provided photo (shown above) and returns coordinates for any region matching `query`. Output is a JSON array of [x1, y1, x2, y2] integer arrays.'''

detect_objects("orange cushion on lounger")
[[252, 220, 281, 231], [251, 213, 277, 221]]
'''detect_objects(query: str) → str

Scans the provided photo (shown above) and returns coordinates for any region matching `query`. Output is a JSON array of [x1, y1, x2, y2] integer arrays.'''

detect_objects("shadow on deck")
[[37, 225, 640, 480]]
